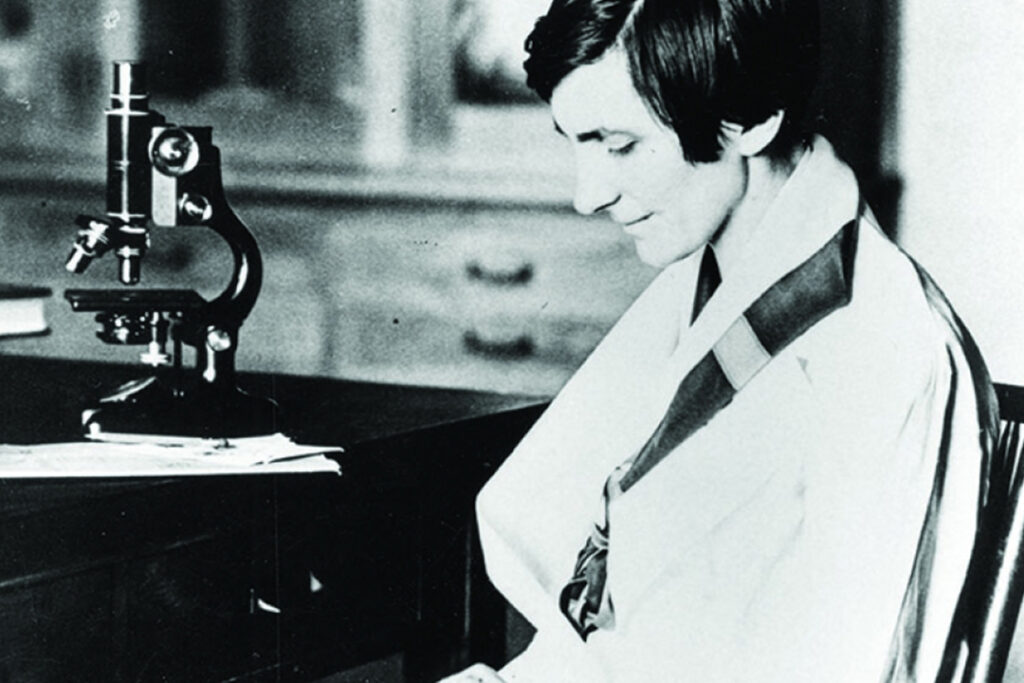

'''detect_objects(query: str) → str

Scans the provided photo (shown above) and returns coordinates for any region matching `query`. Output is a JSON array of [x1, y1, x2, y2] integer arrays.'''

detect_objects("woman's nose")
[[572, 155, 619, 216]]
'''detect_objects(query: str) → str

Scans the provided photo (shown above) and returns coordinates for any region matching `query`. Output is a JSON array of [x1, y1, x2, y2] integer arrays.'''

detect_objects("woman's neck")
[[712, 146, 806, 278]]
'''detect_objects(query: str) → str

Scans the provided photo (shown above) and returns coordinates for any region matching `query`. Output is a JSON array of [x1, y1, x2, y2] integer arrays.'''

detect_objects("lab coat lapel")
[[475, 253, 701, 640], [619, 221, 857, 492]]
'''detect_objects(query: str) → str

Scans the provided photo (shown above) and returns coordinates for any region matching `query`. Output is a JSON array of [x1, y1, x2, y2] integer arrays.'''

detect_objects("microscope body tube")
[[65, 63, 153, 283], [106, 62, 151, 225], [101, 62, 152, 284]]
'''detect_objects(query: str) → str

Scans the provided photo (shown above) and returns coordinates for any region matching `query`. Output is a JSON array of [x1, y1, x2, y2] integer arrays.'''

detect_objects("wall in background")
[[896, 2, 1024, 385], [896, 2, 1024, 671]]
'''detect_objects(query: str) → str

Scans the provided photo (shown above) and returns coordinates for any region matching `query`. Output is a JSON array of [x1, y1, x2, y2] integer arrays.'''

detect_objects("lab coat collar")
[[657, 136, 861, 407]]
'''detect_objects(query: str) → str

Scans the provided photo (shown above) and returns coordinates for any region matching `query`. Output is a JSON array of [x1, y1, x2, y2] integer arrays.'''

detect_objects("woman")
[[443, 0, 996, 680]]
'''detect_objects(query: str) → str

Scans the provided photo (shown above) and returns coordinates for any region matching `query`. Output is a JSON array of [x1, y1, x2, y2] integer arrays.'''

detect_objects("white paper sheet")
[[0, 432, 342, 477]]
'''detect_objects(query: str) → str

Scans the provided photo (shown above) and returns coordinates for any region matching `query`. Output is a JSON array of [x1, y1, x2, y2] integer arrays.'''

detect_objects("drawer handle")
[[463, 330, 534, 359], [465, 260, 534, 286], [256, 597, 281, 614], [250, 588, 282, 614]]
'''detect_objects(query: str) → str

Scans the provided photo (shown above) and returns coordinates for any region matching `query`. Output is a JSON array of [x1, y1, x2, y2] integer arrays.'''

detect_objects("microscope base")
[[83, 374, 281, 439]]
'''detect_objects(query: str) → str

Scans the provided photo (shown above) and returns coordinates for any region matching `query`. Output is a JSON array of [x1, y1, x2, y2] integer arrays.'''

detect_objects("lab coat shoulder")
[[793, 218, 990, 453], [595, 221, 997, 682]]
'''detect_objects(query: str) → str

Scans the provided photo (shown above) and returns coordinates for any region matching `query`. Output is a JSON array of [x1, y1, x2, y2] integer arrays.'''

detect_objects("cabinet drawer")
[[0, 570, 114, 682], [319, 205, 655, 393], [122, 536, 264, 682]]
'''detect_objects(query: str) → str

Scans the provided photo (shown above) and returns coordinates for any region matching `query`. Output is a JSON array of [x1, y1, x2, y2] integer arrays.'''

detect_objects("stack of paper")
[[0, 433, 341, 478]]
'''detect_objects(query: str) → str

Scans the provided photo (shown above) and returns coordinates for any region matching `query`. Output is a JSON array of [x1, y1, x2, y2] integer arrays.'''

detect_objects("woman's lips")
[[622, 213, 653, 234]]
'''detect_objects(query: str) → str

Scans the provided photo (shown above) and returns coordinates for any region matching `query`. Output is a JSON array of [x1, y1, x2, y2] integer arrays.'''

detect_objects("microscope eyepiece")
[[111, 62, 147, 105]]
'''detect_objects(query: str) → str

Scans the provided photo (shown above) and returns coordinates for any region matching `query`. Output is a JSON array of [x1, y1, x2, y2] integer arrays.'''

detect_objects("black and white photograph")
[[0, 1, 1022, 681]]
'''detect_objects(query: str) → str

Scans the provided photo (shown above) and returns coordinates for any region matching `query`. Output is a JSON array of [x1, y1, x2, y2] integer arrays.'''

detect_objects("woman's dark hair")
[[524, 0, 820, 163]]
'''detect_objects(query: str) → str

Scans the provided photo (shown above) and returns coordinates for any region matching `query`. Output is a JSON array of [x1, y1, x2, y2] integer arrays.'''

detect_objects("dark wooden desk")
[[0, 355, 547, 683]]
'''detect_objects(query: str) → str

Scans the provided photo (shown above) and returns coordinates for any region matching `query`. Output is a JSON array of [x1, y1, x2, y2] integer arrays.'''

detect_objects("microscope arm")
[[199, 145, 263, 331]]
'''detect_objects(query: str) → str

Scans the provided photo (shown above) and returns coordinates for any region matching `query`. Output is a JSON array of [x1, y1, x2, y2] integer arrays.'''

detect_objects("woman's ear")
[[722, 110, 785, 157]]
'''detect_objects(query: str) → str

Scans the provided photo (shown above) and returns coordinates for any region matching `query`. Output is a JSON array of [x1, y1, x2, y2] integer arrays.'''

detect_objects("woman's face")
[[550, 49, 747, 268]]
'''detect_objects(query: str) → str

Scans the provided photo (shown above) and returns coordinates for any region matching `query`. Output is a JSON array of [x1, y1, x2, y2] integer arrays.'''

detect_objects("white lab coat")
[[476, 138, 997, 682]]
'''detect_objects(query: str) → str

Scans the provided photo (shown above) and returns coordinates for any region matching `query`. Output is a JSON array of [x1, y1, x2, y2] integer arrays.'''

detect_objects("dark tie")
[[691, 245, 721, 324]]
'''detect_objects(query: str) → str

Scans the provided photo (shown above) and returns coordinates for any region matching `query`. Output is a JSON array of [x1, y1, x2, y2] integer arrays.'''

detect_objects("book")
[[0, 284, 51, 338]]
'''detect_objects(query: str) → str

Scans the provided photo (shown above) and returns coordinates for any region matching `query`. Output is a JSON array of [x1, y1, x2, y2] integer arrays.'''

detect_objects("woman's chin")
[[632, 239, 685, 269]]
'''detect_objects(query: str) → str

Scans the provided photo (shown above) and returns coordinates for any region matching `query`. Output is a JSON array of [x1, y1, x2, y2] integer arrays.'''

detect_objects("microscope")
[[64, 62, 279, 438]]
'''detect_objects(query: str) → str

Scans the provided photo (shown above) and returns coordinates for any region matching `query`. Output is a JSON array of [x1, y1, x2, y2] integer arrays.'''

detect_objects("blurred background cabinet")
[[0, 184, 654, 396], [0, 0, 898, 397]]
